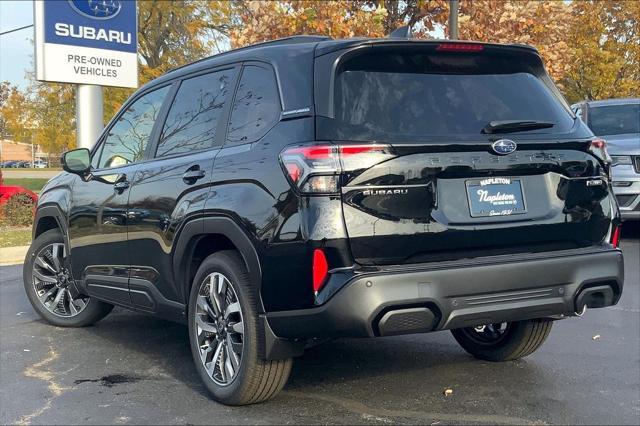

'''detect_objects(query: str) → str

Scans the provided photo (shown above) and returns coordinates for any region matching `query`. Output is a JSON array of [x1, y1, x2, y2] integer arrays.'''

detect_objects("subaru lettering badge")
[[491, 139, 517, 155], [69, 0, 122, 20]]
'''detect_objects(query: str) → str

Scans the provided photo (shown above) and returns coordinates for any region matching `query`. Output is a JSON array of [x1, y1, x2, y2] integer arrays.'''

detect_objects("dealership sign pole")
[[34, 0, 138, 149]]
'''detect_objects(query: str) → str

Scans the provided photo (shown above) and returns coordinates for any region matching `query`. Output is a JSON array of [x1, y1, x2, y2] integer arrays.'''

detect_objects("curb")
[[0, 246, 29, 266]]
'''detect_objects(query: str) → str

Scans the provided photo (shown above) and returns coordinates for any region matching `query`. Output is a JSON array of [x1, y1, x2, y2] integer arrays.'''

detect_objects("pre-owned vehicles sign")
[[34, 0, 137, 88]]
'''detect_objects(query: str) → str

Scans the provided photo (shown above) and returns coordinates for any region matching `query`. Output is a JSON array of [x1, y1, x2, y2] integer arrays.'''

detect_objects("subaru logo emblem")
[[491, 139, 517, 155], [69, 0, 122, 20]]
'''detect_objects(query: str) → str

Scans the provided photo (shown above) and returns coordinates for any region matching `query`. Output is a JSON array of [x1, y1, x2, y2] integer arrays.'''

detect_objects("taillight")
[[436, 43, 484, 52], [312, 248, 329, 294], [280, 143, 394, 194], [611, 225, 621, 248]]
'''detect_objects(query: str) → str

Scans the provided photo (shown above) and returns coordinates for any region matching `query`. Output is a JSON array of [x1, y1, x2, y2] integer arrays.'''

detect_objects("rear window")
[[588, 104, 640, 136], [320, 50, 574, 142]]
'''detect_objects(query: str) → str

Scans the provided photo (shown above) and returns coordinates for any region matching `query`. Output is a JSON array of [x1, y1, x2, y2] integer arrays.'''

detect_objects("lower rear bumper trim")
[[266, 249, 624, 339]]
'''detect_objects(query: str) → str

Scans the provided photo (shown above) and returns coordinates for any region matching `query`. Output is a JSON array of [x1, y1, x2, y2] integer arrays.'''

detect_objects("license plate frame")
[[465, 177, 527, 218]]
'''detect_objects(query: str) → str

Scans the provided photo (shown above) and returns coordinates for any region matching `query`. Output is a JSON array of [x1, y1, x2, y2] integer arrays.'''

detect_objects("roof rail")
[[169, 35, 332, 74]]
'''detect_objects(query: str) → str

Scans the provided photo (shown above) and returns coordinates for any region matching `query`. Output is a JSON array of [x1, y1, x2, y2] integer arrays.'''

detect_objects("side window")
[[156, 69, 233, 157], [96, 86, 169, 169], [226, 65, 280, 145]]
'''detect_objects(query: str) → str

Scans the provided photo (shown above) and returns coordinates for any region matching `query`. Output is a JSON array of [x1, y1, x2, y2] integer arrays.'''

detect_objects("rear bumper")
[[267, 247, 624, 339]]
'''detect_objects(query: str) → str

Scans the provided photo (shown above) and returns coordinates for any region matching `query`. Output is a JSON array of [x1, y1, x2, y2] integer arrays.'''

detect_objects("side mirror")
[[61, 148, 91, 175]]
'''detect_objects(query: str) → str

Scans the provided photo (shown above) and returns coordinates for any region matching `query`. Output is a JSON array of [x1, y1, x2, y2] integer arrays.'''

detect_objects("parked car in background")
[[2, 161, 22, 168], [572, 98, 640, 220], [32, 160, 48, 169]]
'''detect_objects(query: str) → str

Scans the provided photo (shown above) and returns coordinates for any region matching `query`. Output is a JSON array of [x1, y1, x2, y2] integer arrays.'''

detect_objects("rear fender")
[[173, 216, 263, 310]]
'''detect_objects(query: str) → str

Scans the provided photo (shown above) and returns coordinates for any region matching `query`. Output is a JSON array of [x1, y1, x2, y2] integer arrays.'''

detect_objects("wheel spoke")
[[50, 287, 65, 310], [215, 341, 226, 382], [230, 321, 244, 334], [208, 275, 222, 316], [67, 295, 79, 315], [224, 344, 235, 379], [35, 256, 56, 274], [224, 302, 240, 319], [227, 334, 241, 364], [197, 295, 215, 318], [214, 275, 227, 314], [33, 269, 57, 283], [195, 314, 217, 334], [50, 244, 64, 271], [38, 286, 57, 304], [200, 344, 213, 365]]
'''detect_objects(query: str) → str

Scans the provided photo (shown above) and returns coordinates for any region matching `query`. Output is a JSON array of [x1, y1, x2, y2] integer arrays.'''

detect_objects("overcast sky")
[[0, 0, 34, 90]]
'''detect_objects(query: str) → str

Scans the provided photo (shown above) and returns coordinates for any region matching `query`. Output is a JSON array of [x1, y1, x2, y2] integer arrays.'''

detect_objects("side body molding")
[[173, 216, 263, 309]]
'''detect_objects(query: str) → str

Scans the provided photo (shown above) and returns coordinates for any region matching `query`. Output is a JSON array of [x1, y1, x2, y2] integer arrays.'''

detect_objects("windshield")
[[322, 50, 574, 142], [588, 104, 640, 136]]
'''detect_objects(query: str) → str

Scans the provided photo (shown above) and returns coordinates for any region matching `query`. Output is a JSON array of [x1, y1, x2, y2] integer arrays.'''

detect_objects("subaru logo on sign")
[[491, 139, 517, 155], [69, 0, 122, 20]]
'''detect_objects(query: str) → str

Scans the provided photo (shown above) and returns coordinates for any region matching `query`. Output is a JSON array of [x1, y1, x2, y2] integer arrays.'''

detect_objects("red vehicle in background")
[[0, 171, 38, 207]]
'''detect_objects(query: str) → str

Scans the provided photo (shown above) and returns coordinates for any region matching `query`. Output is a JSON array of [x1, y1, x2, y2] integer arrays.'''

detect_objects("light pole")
[[76, 85, 104, 149], [449, 0, 459, 40]]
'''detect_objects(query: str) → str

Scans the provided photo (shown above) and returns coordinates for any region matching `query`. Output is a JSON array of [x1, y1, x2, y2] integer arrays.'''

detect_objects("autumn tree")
[[456, 0, 574, 83], [369, 0, 448, 37], [0, 82, 31, 143], [229, 1, 387, 47], [104, 0, 235, 122], [560, 0, 640, 103]]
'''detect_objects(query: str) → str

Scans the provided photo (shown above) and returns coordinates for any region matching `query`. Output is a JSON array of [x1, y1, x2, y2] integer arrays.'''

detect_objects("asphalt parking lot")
[[1, 224, 638, 425]]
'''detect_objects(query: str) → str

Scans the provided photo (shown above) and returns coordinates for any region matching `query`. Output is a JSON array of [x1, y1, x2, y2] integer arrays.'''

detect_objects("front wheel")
[[188, 250, 292, 405], [451, 319, 553, 362], [23, 229, 113, 327]]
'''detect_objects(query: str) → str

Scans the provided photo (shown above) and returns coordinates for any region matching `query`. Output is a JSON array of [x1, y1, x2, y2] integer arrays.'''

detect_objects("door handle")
[[183, 168, 206, 183], [114, 180, 130, 192]]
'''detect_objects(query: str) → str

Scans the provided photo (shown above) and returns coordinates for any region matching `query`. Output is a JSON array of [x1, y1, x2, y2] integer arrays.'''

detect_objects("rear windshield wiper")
[[482, 120, 555, 134]]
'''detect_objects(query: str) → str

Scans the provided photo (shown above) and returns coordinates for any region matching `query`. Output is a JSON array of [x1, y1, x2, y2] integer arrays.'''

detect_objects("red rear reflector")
[[611, 226, 621, 248], [437, 43, 484, 52], [312, 249, 329, 294], [590, 138, 606, 149], [285, 163, 302, 183]]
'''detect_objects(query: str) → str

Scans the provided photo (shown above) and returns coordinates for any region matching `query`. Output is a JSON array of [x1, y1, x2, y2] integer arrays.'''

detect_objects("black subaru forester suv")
[[24, 36, 624, 405]]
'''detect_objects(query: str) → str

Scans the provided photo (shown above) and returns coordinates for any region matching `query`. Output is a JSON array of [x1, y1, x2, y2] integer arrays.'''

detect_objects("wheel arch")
[[173, 216, 263, 311], [33, 205, 67, 241]]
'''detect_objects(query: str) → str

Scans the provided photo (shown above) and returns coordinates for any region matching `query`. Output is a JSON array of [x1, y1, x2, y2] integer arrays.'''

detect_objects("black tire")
[[23, 228, 113, 327], [451, 319, 553, 362], [188, 250, 292, 405]]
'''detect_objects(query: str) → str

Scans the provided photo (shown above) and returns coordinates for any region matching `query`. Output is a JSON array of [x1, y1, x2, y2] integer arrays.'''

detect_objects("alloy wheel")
[[31, 243, 89, 317], [194, 272, 244, 386]]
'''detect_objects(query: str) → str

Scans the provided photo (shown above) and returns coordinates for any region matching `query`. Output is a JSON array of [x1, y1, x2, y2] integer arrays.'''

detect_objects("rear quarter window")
[[225, 65, 281, 146]]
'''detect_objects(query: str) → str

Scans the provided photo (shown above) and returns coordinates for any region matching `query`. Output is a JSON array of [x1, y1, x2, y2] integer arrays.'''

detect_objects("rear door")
[[126, 66, 239, 307], [315, 44, 614, 265]]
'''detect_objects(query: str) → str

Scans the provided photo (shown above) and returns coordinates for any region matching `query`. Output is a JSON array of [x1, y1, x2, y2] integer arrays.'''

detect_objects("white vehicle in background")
[[32, 160, 48, 168], [572, 98, 640, 221]]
